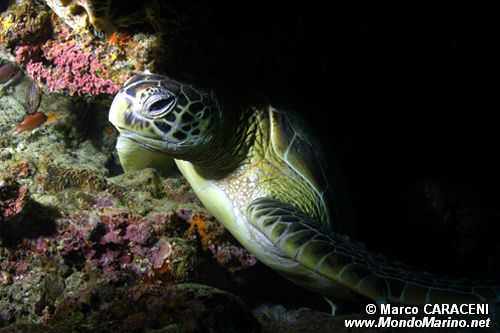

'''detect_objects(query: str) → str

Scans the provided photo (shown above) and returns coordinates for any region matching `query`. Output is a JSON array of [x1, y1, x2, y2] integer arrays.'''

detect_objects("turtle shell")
[[269, 108, 334, 226]]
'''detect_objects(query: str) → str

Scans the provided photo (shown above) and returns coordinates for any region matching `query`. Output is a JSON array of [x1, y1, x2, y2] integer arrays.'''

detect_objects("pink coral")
[[124, 223, 151, 245], [15, 39, 120, 96], [176, 209, 256, 272], [50, 209, 177, 279], [101, 227, 121, 245], [92, 197, 115, 210], [1, 183, 28, 218], [208, 243, 257, 272], [150, 238, 172, 269]]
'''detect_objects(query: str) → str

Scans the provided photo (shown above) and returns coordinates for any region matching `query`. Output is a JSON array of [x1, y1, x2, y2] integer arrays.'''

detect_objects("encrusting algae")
[[0, 68, 260, 331], [0, 0, 166, 98]]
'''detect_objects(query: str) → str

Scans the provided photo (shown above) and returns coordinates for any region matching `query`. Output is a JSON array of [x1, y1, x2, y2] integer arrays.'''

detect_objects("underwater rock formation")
[[1, 0, 161, 97], [0, 62, 17, 84], [41, 0, 165, 36], [0, 67, 261, 330]]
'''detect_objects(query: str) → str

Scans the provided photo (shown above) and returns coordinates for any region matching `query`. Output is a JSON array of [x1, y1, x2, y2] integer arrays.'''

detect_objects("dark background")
[[161, 0, 499, 309]]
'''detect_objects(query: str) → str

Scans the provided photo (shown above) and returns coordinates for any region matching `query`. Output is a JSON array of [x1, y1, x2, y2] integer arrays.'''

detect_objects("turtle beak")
[[109, 92, 132, 130]]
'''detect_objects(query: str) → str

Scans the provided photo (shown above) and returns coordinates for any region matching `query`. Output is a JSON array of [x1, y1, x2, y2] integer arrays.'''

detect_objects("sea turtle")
[[109, 73, 500, 307]]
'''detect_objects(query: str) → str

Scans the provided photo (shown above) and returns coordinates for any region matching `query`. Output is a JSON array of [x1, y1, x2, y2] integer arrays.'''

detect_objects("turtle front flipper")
[[116, 135, 176, 176], [247, 197, 500, 305]]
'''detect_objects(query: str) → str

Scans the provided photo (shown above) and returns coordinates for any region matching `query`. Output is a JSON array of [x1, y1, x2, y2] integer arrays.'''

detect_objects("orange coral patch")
[[187, 214, 218, 246], [108, 32, 130, 46]]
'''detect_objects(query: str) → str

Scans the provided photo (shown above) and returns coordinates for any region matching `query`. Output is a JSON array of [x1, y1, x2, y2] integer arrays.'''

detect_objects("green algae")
[[0, 63, 260, 332]]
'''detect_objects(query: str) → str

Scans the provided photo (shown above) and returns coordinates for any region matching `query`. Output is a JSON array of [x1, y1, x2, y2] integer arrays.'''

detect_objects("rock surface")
[[0, 73, 262, 331]]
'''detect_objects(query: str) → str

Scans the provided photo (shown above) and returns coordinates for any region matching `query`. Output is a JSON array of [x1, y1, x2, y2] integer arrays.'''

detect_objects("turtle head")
[[109, 74, 220, 154]]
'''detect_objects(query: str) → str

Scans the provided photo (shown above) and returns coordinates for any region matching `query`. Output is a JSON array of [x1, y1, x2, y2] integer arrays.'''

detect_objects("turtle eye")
[[146, 95, 176, 117]]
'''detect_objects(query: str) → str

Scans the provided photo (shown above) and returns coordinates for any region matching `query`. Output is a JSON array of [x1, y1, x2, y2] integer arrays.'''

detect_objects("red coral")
[[176, 208, 256, 272], [124, 223, 151, 245], [51, 209, 179, 279], [207, 243, 257, 272], [150, 237, 172, 270], [1, 183, 28, 218], [100, 250, 119, 272], [33, 237, 50, 253], [92, 197, 115, 210], [108, 32, 131, 46], [15, 39, 120, 96], [100, 228, 121, 245]]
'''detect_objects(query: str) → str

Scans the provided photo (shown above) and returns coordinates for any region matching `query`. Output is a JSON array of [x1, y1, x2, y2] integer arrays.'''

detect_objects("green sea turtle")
[[109, 73, 500, 307]]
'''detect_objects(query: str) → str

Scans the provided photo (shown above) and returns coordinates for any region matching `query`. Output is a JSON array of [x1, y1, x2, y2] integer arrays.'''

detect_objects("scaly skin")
[[176, 106, 500, 305], [173, 106, 344, 299], [109, 74, 500, 306]]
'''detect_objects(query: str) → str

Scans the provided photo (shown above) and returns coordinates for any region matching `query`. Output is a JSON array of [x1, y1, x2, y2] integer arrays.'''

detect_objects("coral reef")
[[0, 181, 259, 330], [16, 39, 121, 96], [1, 281, 260, 332], [0, 1, 52, 51], [0, 71, 260, 331], [179, 210, 257, 273], [1, 0, 161, 97], [0, 181, 28, 220]]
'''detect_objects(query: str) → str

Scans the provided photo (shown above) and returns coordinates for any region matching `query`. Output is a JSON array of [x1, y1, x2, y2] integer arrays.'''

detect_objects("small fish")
[[14, 112, 48, 134], [0, 62, 17, 84], [25, 81, 42, 115]]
